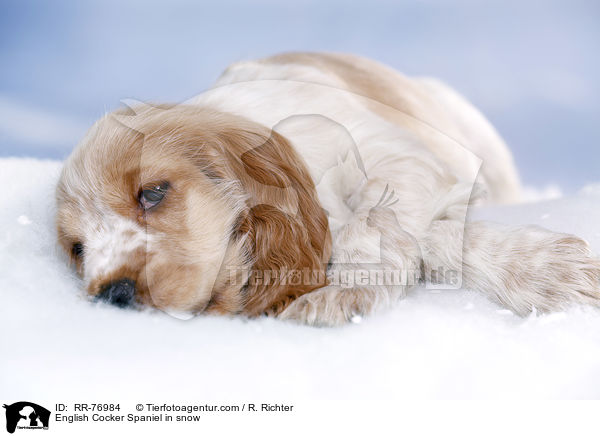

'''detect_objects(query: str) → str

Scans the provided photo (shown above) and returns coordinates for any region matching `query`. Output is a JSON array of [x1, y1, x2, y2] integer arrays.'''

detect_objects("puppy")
[[56, 52, 600, 325]]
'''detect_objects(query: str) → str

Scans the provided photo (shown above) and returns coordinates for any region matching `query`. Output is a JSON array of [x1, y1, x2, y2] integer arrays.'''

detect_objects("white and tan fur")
[[56, 52, 600, 325]]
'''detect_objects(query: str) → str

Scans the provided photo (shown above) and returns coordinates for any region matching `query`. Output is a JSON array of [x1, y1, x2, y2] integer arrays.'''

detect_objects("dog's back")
[[232, 52, 522, 204]]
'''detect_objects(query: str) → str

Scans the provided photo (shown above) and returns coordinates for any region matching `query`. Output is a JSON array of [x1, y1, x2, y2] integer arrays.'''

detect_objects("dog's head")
[[56, 104, 331, 317]]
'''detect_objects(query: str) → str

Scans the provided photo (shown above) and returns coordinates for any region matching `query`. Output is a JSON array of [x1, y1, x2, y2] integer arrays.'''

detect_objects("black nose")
[[97, 279, 136, 308]]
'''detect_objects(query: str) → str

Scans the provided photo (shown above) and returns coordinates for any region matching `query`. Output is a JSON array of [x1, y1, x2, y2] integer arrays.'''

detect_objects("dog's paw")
[[475, 229, 600, 314], [279, 285, 373, 327], [530, 236, 600, 311]]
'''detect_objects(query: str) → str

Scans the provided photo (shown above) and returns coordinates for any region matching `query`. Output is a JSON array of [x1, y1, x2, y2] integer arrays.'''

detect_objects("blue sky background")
[[1, 0, 598, 191]]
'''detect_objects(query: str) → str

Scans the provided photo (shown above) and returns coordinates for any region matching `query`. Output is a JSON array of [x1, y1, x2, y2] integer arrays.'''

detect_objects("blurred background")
[[1, 0, 598, 192]]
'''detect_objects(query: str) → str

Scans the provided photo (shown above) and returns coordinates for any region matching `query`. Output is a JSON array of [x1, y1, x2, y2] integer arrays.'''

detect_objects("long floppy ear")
[[221, 126, 332, 316]]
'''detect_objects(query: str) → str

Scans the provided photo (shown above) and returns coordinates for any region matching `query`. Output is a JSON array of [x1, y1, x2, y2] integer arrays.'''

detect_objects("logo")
[[3, 402, 50, 433]]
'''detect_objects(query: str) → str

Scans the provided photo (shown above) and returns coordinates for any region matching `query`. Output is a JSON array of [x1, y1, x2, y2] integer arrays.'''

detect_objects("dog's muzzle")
[[97, 279, 136, 308]]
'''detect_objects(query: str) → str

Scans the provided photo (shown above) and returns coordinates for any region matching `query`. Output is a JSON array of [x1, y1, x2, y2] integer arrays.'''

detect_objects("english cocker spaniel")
[[56, 52, 600, 325]]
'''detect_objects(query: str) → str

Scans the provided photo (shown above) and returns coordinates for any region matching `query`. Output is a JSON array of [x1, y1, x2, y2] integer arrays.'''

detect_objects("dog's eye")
[[139, 181, 170, 211], [72, 242, 84, 258]]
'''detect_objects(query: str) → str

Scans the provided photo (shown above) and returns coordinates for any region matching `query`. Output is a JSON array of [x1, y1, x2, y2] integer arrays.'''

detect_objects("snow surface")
[[2, 158, 600, 402]]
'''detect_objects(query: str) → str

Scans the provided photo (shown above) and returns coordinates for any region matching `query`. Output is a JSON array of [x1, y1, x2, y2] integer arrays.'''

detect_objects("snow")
[[2, 157, 600, 404]]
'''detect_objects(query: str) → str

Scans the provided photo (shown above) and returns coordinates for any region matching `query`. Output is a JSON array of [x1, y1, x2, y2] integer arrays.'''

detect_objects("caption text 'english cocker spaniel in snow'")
[[56, 52, 600, 326]]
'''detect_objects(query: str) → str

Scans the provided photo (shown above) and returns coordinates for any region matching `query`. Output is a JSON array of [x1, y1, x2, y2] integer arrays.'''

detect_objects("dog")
[[55, 52, 600, 325]]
